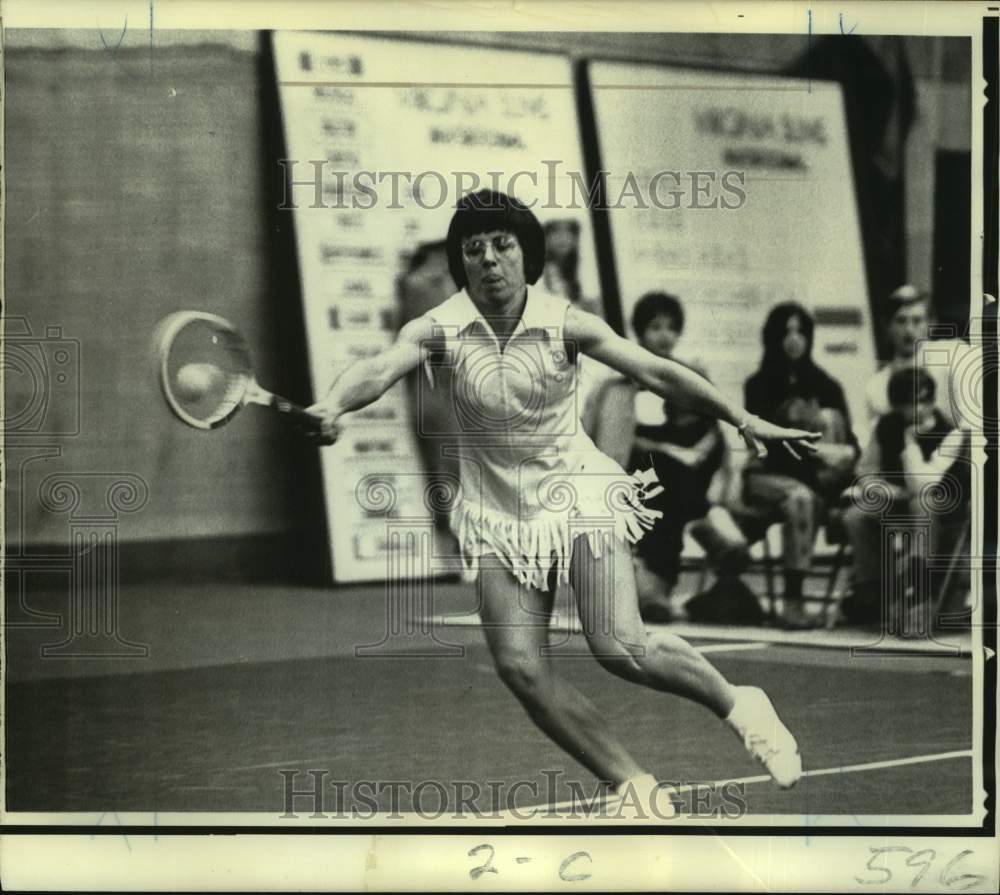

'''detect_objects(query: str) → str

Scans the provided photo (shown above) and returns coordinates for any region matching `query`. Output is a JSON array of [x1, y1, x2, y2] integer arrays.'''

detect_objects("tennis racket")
[[152, 310, 324, 433]]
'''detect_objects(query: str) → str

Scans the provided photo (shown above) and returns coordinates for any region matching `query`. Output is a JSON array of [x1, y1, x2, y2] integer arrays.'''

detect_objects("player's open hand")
[[737, 414, 822, 461]]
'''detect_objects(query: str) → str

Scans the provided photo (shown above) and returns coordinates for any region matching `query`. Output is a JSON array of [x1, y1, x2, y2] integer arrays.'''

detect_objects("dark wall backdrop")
[[3, 30, 971, 553], [5, 39, 315, 548]]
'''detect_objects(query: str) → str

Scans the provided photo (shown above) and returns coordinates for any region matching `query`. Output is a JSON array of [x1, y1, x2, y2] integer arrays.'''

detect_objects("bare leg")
[[570, 533, 735, 717], [477, 557, 645, 786], [570, 533, 802, 788]]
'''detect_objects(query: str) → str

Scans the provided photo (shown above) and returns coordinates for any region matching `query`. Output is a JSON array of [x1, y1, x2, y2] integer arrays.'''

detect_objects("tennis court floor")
[[5, 581, 976, 819]]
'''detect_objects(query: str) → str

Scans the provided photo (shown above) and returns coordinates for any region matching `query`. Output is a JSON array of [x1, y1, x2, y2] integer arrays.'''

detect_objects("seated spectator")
[[743, 302, 860, 629], [864, 284, 965, 435], [541, 218, 601, 316], [843, 366, 970, 628], [589, 291, 753, 623], [541, 218, 614, 424]]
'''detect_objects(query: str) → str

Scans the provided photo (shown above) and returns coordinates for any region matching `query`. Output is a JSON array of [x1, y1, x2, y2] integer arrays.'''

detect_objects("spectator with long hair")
[[743, 302, 860, 628]]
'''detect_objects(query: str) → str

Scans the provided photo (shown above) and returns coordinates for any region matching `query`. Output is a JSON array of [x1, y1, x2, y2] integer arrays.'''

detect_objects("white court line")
[[234, 748, 972, 812], [232, 757, 337, 771], [518, 748, 974, 814], [423, 613, 971, 654], [670, 747, 974, 794], [696, 642, 768, 654]]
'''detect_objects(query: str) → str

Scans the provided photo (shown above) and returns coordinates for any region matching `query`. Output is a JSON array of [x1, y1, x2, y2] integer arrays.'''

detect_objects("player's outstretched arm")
[[567, 305, 821, 460], [306, 316, 434, 444]]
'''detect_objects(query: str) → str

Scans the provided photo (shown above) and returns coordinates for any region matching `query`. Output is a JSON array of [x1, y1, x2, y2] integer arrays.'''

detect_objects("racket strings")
[[159, 317, 252, 428]]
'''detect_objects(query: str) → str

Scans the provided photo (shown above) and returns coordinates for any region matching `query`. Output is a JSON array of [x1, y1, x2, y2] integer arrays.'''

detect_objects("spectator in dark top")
[[843, 366, 969, 627], [743, 302, 860, 628], [590, 291, 750, 623]]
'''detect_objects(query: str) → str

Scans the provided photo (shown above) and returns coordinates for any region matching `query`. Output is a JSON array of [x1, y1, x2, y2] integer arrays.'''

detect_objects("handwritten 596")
[[856, 847, 987, 890]]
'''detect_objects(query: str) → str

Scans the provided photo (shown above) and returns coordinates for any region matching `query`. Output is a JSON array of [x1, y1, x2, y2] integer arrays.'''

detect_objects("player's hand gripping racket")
[[152, 311, 326, 437]]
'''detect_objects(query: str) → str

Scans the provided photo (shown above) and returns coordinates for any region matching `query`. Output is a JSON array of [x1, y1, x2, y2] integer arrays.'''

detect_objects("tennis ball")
[[175, 362, 223, 401]]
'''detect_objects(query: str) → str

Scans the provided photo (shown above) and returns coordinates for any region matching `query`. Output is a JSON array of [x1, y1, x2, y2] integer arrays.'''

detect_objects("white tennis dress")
[[422, 287, 663, 591]]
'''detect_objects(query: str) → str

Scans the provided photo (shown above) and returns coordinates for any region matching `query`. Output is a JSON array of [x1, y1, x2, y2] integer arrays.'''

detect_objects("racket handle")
[[269, 394, 324, 432]]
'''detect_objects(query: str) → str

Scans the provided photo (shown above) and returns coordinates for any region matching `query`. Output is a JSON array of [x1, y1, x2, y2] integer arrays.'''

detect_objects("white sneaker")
[[726, 686, 802, 788], [612, 773, 678, 821]]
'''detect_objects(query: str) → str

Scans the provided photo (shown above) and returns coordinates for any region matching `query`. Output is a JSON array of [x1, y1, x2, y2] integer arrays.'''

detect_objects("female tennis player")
[[308, 190, 820, 815]]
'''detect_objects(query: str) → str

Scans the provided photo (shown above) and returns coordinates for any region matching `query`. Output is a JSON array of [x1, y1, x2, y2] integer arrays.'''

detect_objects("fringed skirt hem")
[[452, 467, 664, 591]]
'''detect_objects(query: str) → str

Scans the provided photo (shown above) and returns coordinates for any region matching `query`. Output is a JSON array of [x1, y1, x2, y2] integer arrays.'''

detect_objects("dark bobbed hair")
[[888, 365, 936, 407], [445, 190, 546, 290], [761, 301, 815, 368], [631, 291, 685, 339], [748, 301, 850, 430]]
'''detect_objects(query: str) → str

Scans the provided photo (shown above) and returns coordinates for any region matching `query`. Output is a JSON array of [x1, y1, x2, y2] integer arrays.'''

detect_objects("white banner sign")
[[273, 32, 599, 581], [589, 61, 876, 440]]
